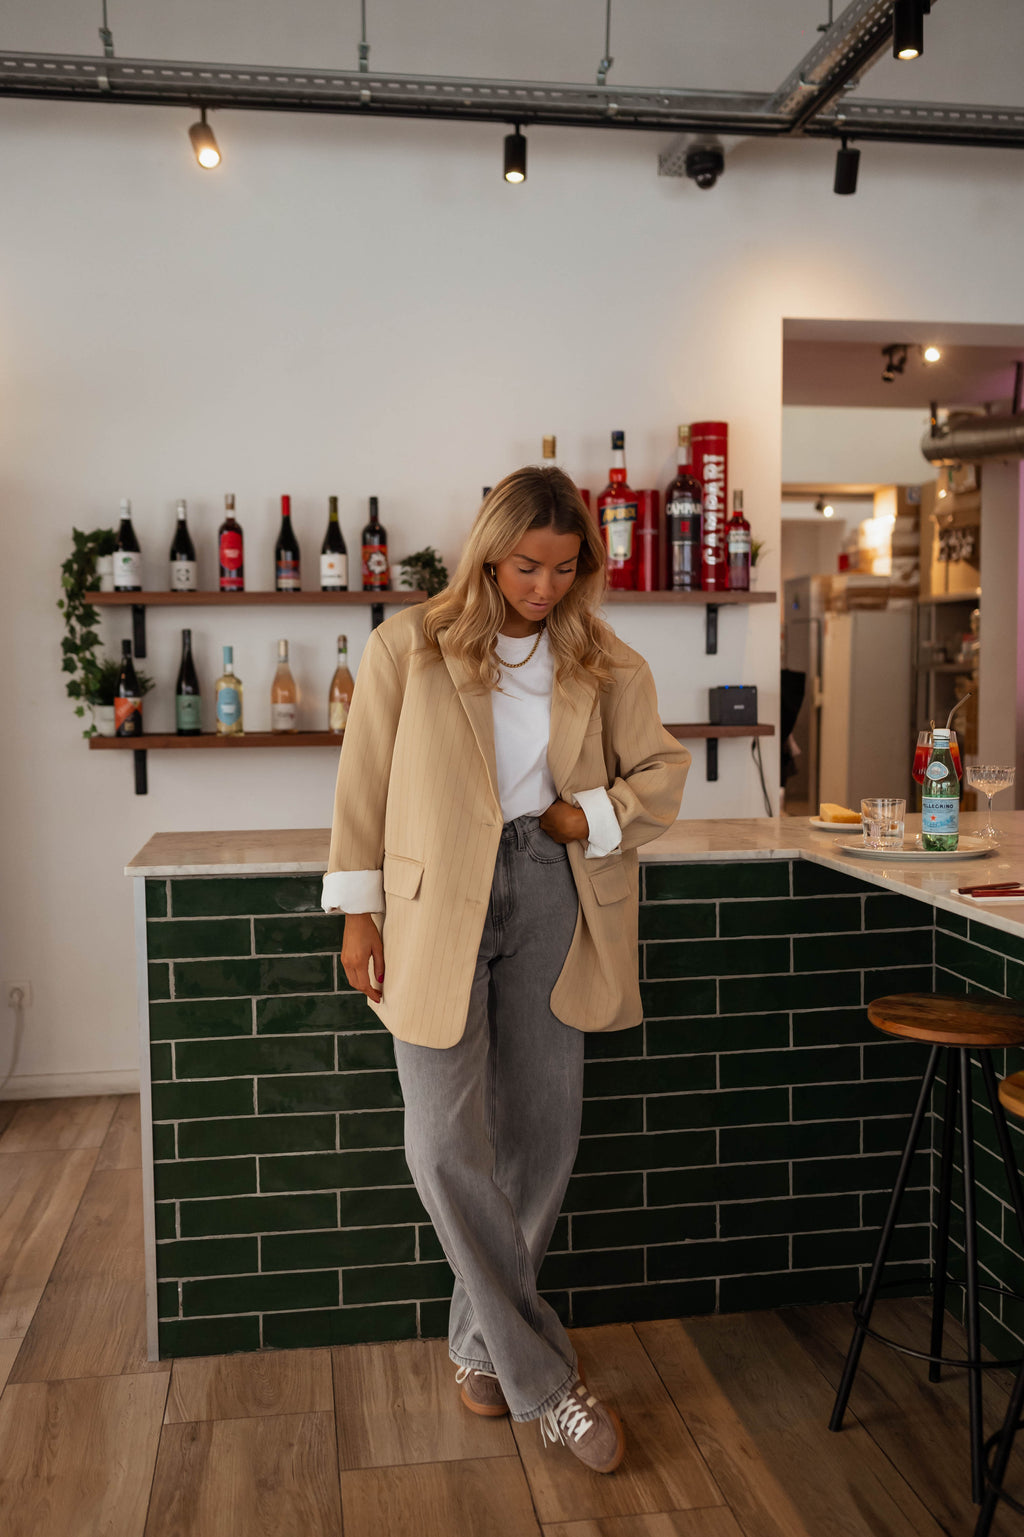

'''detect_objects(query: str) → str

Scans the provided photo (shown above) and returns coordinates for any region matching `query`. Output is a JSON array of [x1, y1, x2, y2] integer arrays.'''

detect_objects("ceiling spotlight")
[[881, 343, 909, 383], [504, 125, 527, 184], [923, 345, 942, 363], [893, 0, 924, 60], [815, 498, 836, 519], [188, 108, 221, 169], [833, 136, 860, 196]]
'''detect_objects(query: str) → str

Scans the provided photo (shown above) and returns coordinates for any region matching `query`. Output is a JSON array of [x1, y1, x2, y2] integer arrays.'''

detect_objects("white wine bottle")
[[215, 646, 244, 735], [270, 639, 298, 733]]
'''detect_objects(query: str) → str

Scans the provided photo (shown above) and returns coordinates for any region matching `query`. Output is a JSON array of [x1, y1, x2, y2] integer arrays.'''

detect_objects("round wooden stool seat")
[[867, 993, 1024, 1049], [998, 1072, 1024, 1122]]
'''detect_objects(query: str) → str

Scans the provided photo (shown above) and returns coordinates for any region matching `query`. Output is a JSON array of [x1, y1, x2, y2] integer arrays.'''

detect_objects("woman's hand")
[[540, 798, 590, 846], [341, 912, 385, 1004]]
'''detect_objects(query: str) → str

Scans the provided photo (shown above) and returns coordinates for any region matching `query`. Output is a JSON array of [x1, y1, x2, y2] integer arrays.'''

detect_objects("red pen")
[[957, 881, 1022, 895]]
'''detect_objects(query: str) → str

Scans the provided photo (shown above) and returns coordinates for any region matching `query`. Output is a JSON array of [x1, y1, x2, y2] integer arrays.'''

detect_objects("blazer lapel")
[[547, 669, 598, 798], [437, 632, 502, 814]]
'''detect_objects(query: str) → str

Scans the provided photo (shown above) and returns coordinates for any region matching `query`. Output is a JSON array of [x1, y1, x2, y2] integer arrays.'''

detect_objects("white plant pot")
[[391, 564, 415, 591], [95, 555, 114, 593], [93, 704, 116, 736], [749, 565, 761, 589]]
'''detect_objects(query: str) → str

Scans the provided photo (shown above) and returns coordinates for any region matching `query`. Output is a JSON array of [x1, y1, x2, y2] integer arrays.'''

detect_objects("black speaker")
[[709, 685, 758, 725]]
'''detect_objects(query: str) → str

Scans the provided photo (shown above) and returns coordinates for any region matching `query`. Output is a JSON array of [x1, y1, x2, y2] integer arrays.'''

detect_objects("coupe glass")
[[964, 765, 1015, 840]]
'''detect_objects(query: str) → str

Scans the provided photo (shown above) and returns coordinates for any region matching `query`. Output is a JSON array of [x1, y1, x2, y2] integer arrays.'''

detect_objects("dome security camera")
[[685, 141, 725, 190]]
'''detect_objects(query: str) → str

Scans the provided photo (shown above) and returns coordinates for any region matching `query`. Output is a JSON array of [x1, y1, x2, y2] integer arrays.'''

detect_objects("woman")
[[323, 466, 689, 1473]]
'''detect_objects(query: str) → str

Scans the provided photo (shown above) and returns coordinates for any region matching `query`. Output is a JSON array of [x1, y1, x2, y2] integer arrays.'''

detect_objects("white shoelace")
[[455, 1365, 500, 1385], [541, 1383, 594, 1447]]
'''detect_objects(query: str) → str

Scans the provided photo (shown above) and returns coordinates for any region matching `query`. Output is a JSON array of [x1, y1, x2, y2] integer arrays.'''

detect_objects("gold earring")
[[488, 565, 496, 578]]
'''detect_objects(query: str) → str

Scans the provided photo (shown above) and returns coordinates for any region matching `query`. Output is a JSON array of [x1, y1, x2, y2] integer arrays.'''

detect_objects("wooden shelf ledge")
[[89, 732, 343, 750], [84, 590, 426, 606], [664, 723, 775, 739]]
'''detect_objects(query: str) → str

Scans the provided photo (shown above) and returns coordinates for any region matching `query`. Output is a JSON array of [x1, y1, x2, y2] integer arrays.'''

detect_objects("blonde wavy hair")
[[422, 465, 617, 694]]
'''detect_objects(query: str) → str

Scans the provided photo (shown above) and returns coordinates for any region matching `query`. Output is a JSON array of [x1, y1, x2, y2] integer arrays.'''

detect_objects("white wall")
[[2, 82, 1024, 1094], [782, 407, 932, 486]]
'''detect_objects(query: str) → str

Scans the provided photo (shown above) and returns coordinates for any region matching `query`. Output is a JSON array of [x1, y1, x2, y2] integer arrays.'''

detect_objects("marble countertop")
[[127, 812, 1024, 939]]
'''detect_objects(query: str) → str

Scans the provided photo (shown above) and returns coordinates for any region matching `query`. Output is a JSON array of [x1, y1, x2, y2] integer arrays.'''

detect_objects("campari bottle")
[[665, 426, 703, 591]]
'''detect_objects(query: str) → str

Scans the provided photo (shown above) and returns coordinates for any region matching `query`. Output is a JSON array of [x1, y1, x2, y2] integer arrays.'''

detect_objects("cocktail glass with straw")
[[964, 766, 1015, 840]]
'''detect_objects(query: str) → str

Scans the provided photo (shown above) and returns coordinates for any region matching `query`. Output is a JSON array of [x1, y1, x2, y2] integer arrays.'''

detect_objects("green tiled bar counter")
[[127, 816, 1024, 1360]]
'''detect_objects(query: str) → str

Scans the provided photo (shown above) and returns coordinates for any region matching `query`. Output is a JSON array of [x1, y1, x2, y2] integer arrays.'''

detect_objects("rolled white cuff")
[[322, 869, 384, 914], [572, 786, 622, 860]]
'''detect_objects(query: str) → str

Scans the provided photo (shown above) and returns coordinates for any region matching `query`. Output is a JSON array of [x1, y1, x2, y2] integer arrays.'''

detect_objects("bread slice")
[[819, 802, 862, 824]]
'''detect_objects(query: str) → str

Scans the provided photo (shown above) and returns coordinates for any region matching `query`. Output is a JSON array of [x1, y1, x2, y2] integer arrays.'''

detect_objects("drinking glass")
[[949, 729, 962, 781], [964, 765, 1015, 840], [861, 797, 906, 850], [912, 731, 931, 786]]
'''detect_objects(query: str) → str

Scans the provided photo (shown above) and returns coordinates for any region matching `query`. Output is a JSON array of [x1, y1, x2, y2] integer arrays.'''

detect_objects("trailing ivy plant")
[[399, 546, 449, 598], [58, 526, 117, 737]]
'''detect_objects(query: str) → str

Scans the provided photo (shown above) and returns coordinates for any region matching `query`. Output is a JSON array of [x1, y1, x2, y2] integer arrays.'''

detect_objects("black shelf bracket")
[[371, 602, 385, 630], [133, 748, 148, 795], [705, 604, 719, 655], [706, 738, 719, 781], [132, 604, 147, 658]]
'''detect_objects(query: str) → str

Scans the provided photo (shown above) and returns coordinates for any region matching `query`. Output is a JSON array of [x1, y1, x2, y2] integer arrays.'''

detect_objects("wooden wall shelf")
[[83, 590, 426, 606], [602, 590, 775, 605]]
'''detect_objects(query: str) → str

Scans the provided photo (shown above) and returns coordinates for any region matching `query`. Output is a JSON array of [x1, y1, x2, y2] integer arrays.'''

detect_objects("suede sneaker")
[[541, 1379, 625, 1474], [455, 1365, 509, 1417]]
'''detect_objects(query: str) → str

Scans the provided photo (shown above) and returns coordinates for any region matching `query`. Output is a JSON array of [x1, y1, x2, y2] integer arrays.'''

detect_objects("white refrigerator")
[[818, 608, 913, 810]]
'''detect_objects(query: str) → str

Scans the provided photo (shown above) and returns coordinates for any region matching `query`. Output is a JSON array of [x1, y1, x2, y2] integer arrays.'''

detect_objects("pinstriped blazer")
[[326, 604, 690, 1049]]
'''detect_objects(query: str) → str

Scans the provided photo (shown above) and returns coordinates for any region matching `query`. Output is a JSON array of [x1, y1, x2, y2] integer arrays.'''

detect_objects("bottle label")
[[176, 695, 202, 730], [321, 553, 348, 588], [363, 544, 389, 587], [114, 697, 142, 735], [276, 557, 301, 591], [113, 551, 142, 588], [329, 699, 349, 732], [219, 534, 244, 591], [271, 702, 297, 730], [728, 528, 751, 556], [923, 798, 959, 835], [667, 495, 700, 538], [926, 762, 950, 782], [601, 500, 637, 561], [170, 560, 197, 591], [217, 686, 241, 725]]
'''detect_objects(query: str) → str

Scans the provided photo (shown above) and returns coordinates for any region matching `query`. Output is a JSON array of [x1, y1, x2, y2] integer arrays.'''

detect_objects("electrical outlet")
[[5, 981, 32, 1009]]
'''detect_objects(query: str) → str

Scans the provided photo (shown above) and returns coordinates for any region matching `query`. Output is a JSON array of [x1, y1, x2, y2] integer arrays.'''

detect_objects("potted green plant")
[[750, 538, 768, 588], [59, 527, 121, 737], [397, 546, 449, 598]]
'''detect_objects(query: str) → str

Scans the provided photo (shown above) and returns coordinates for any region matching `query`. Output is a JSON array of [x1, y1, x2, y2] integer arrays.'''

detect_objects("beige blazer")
[[327, 604, 690, 1048]]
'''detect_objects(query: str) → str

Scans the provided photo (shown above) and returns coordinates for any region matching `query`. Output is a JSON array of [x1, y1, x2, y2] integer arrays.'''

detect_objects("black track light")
[[188, 107, 221, 169], [834, 136, 860, 195], [503, 125, 527, 184], [893, 0, 924, 60]]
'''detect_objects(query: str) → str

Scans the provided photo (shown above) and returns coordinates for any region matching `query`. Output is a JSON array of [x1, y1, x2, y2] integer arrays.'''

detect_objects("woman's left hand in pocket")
[[539, 798, 589, 845]]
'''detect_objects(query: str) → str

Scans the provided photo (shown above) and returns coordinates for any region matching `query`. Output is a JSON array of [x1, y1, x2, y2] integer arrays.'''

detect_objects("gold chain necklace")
[[495, 623, 545, 669]]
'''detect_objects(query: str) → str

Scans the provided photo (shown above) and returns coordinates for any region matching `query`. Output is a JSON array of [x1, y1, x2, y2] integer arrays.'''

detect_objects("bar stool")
[[975, 1070, 1024, 1536], [828, 992, 1024, 1506]]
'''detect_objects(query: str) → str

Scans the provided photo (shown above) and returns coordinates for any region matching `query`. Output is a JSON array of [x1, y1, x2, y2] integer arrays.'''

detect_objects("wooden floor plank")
[[0, 1096, 118, 1152], [511, 1325, 723, 1526], [782, 1298, 1017, 1536], [94, 1095, 142, 1171], [543, 1513, 746, 1537], [637, 1313, 946, 1537], [0, 1148, 97, 1339], [145, 1411, 341, 1537], [10, 1166, 166, 1381], [166, 1346, 334, 1423], [333, 1335, 517, 1468], [0, 1372, 168, 1537], [0, 1337, 21, 1394], [340, 1456, 541, 1537]]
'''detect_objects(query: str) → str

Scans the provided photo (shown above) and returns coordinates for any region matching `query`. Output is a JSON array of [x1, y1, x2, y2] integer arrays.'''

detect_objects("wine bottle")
[[328, 635, 354, 734], [114, 638, 143, 736], [320, 496, 348, 590], [113, 499, 142, 592], [665, 426, 703, 592], [542, 435, 557, 466], [727, 490, 751, 592], [361, 497, 389, 591], [218, 495, 244, 593], [270, 639, 298, 732], [215, 646, 244, 735], [275, 495, 301, 592], [922, 727, 960, 851], [597, 431, 638, 590], [175, 628, 201, 735], [169, 500, 197, 591]]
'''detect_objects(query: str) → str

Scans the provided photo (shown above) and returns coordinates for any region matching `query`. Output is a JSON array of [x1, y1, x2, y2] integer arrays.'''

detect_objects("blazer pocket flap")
[[589, 862, 630, 906], [383, 855, 424, 900]]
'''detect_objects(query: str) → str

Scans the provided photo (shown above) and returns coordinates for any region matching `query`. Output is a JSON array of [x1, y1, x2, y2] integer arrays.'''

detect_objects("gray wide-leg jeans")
[[392, 813, 585, 1422]]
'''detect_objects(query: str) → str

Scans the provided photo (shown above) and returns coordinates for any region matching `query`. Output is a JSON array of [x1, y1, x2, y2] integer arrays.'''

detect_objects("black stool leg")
[[930, 1048, 961, 1382], [829, 1043, 941, 1433], [979, 1051, 1024, 1252], [975, 1356, 1024, 1537], [961, 1049, 985, 1504]]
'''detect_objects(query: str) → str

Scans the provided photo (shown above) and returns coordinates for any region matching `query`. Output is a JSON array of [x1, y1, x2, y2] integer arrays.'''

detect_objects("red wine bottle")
[[113, 500, 142, 592], [275, 495, 301, 591], [320, 496, 348, 590], [218, 495, 244, 592], [361, 497, 389, 591]]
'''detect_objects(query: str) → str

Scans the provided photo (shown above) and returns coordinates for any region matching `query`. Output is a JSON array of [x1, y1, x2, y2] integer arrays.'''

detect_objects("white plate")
[[809, 817, 863, 834], [836, 834, 997, 862]]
